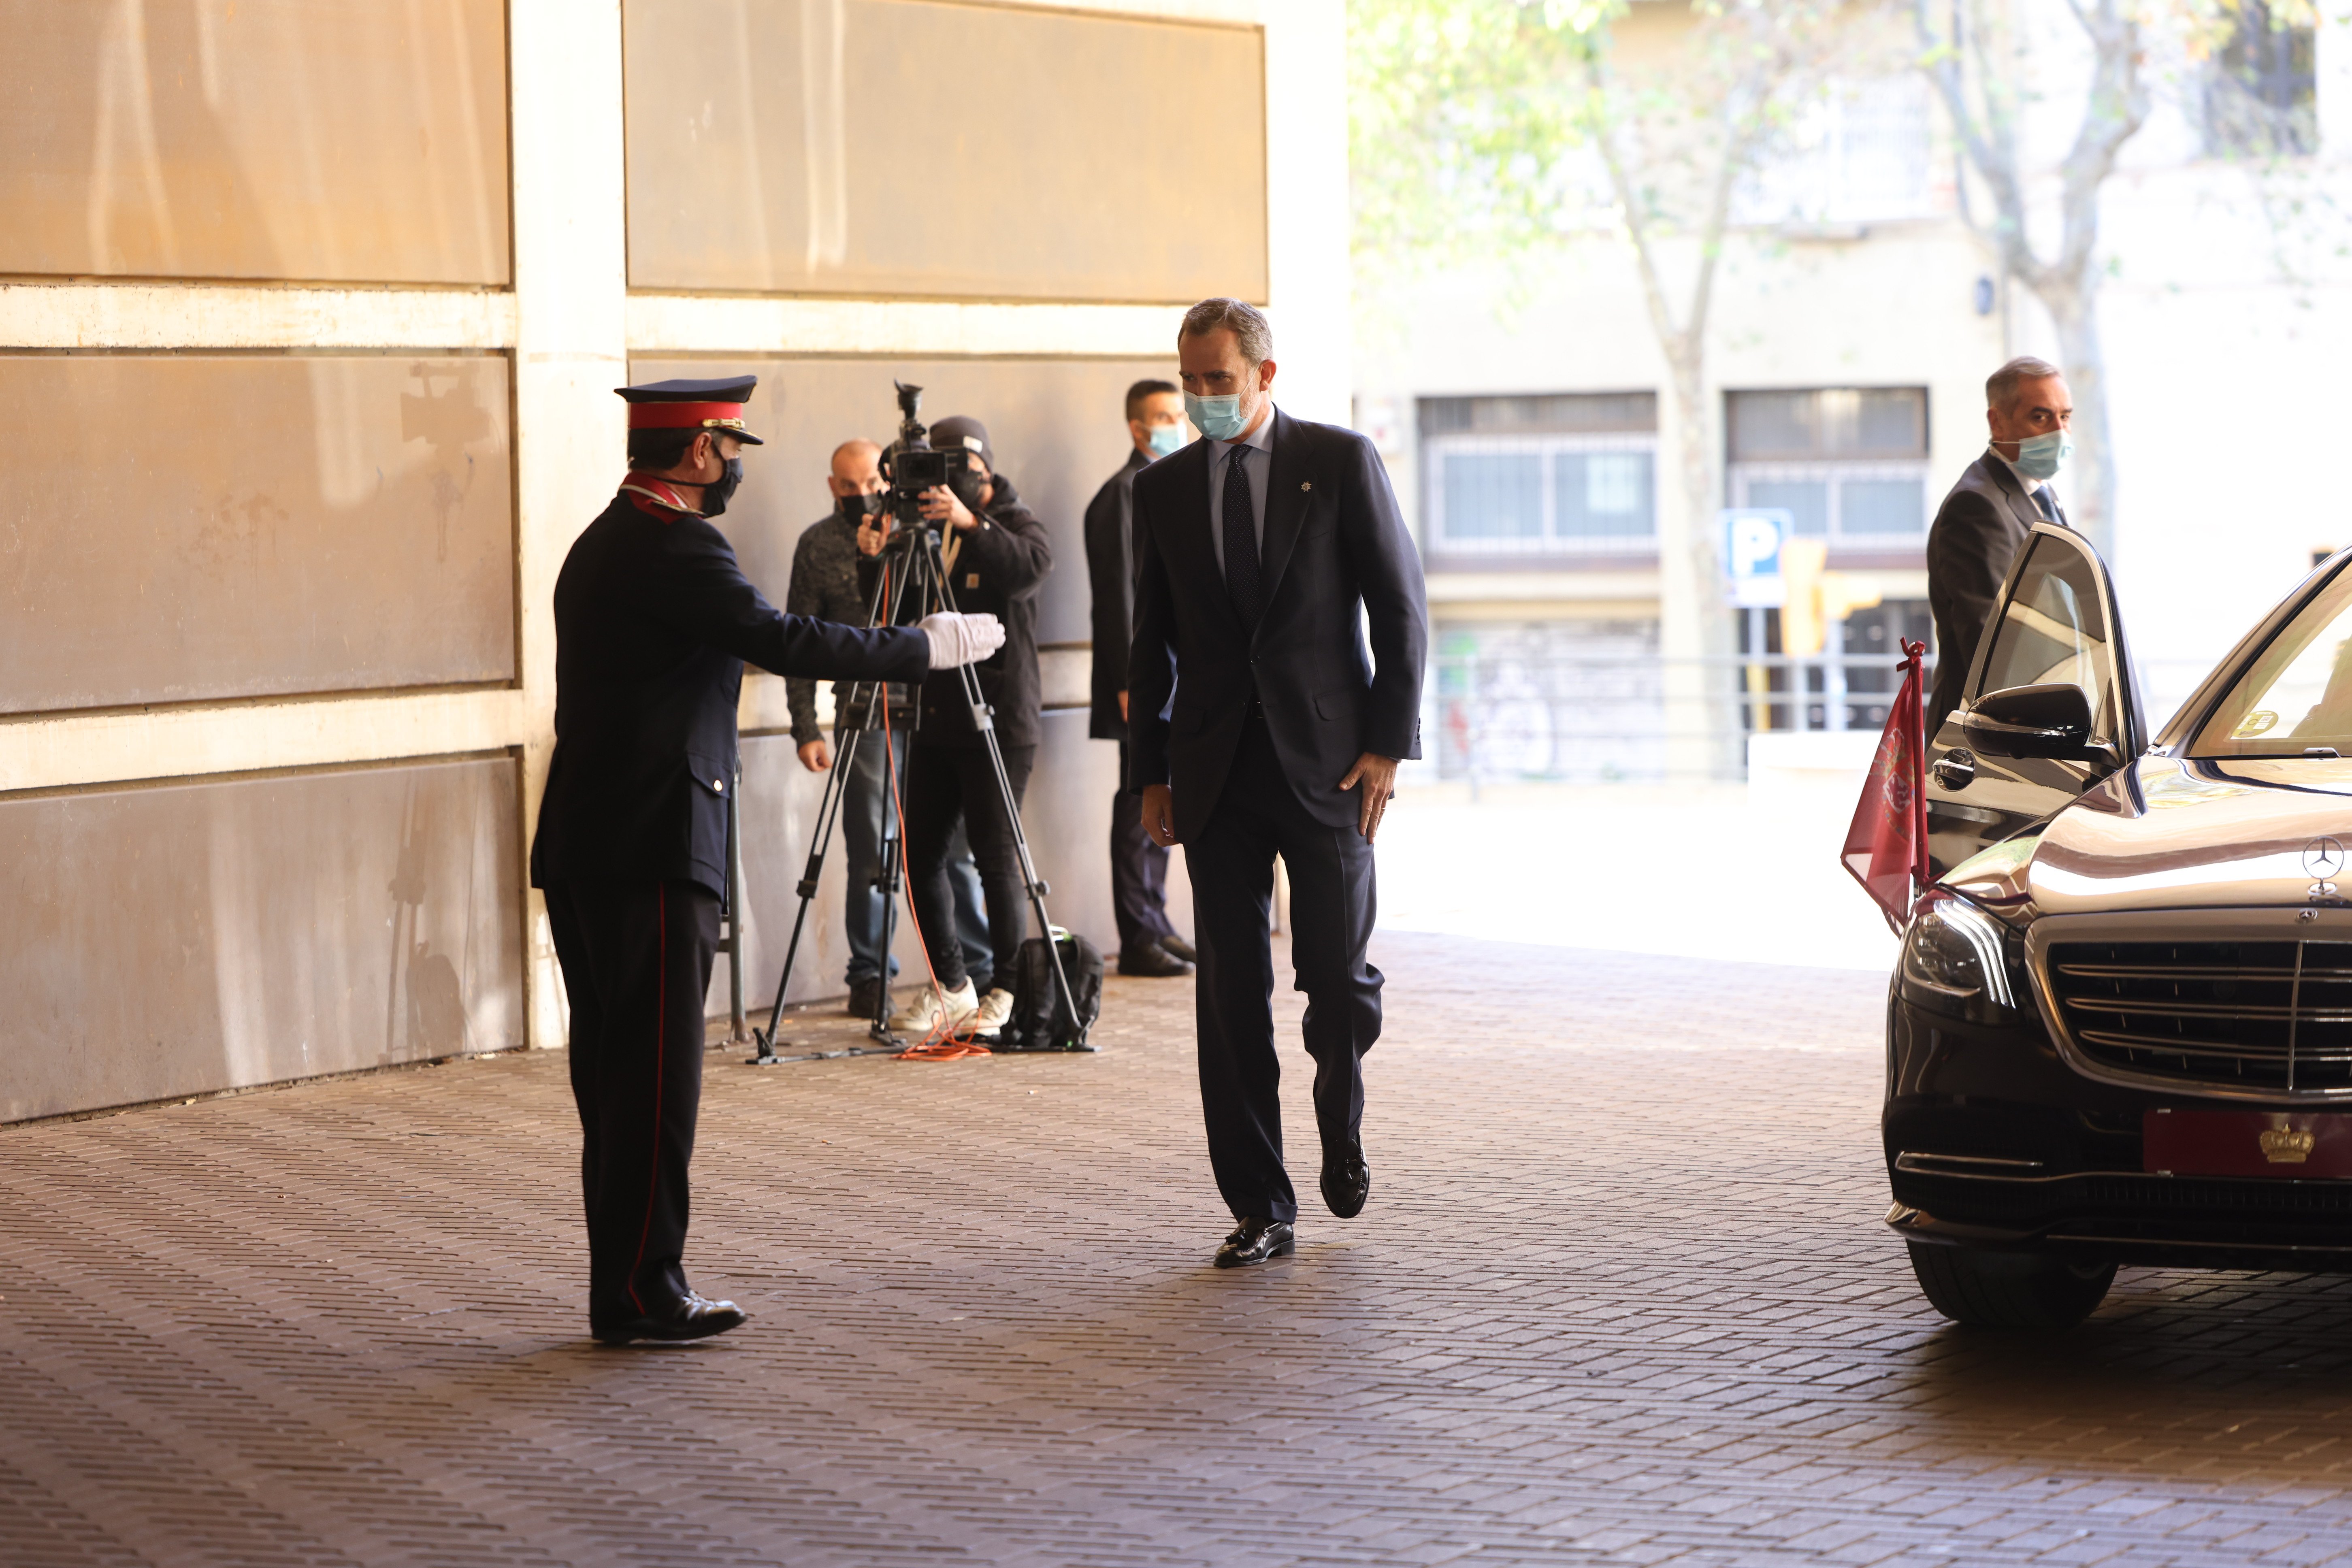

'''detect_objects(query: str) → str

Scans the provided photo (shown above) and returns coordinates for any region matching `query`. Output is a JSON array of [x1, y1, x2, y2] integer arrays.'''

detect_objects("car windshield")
[[2192, 562, 2352, 756]]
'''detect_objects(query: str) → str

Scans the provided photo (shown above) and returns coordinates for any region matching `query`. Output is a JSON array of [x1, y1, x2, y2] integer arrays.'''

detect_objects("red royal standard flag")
[[1841, 638, 1931, 933]]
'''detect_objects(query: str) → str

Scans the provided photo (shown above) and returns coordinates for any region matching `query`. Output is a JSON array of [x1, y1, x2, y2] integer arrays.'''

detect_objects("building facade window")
[[1736, 76, 1935, 227], [1725, 387, 1930, 547], [1421, 393, 1657, 560]]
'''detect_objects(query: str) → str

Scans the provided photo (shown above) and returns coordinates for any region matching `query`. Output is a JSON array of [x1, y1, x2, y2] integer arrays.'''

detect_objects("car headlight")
[[1900, 895, 2021, 1025]]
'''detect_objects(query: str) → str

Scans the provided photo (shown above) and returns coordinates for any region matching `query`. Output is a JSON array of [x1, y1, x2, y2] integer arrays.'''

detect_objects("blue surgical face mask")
[[2012, 428, 2073, 482], [1185, 391, 1246, 443], [1146, 422, 1186, 458]]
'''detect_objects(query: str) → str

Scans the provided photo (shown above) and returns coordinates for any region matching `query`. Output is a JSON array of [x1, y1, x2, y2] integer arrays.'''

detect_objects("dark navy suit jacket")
[[1926, 454, 2065, 734], [1127, 409, 1428, 842], [532, 487, 930, 895]]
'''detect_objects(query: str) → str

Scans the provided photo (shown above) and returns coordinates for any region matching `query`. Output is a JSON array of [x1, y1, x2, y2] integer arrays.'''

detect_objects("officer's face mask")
[[699, 454, 744, 517], [1147, 422, 1187, 458], [2013, 428, 2073, 482], [838, 490, 886, 525]]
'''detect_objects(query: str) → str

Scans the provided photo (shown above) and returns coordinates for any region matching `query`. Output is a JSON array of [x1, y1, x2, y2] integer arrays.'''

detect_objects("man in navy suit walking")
[[1127, 300, 1429, 1268]]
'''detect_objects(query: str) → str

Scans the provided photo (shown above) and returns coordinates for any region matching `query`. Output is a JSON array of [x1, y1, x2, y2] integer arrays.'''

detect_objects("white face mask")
[[2013, 428, 2073, 481], [1185, 391, 1246, 442]]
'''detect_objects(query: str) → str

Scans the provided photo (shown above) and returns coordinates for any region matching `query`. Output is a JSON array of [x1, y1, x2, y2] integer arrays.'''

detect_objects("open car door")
[[1925, 522, 2145, 877]]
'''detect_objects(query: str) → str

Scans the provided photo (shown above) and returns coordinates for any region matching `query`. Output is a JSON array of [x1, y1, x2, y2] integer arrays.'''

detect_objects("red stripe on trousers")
[[627, 885, 667, 1314]]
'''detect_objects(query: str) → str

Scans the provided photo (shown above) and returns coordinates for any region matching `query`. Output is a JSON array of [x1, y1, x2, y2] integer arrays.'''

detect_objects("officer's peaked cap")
[[615, 376, 765, 444], [929, 415, 991, 470]]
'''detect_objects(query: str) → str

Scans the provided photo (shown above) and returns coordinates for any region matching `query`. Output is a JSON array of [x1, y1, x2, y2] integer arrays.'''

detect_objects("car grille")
[[2044, 940, 2352, 1093]]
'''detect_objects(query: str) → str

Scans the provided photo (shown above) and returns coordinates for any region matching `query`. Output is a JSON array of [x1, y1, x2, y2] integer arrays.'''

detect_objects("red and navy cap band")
[[626, 401, 748, 431]]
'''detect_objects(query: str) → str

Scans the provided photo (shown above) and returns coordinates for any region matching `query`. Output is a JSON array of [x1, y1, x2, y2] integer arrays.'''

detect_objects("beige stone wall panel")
[[622, 0, 1267, 303], [0, 754, 525, 1124], [0, 352, 518, 715], [0, 0, 511, 285]]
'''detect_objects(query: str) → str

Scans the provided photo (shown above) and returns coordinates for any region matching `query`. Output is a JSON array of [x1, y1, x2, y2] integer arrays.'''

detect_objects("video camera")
[[878, 380, 950, 535]]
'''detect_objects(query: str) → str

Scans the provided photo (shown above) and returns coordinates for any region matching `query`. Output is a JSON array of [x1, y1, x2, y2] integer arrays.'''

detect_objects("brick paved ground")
[[9, 933, 2352, 1566]]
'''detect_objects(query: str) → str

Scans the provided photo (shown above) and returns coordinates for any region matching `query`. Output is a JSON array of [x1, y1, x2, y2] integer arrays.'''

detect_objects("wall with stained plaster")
[[0, 0, 1346, 1121]]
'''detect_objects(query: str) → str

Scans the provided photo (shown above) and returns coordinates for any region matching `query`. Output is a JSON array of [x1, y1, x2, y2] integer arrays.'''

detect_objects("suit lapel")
[[1981, 452, 2045, 537], [1256, 409, 1310, 622]]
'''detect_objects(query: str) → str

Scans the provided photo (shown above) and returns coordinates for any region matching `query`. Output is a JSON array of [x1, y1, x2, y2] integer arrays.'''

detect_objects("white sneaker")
[[970, 987, 1016, 1038], [890, 980, 978, 1034]]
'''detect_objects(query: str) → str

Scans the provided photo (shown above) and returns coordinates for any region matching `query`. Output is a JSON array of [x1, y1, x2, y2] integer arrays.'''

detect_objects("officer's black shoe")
[[1213, 1217, 1295, 1269], [1321, 1136, 1370, 1220], [846, 977, 891, 1020], [1157, 934, 1198, 964], [1120, 942, 1194, 978], [592, 1291, 748, 1345]]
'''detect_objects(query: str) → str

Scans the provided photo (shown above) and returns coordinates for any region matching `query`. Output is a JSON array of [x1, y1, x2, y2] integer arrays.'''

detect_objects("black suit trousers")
[[1186, 712, 1382, 1223], [1112, 737, 1176, 950], [544, 880, 720, 1323]]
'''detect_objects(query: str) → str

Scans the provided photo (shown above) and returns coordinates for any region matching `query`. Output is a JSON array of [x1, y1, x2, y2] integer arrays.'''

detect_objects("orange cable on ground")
[[876, 558, 991, 1061]]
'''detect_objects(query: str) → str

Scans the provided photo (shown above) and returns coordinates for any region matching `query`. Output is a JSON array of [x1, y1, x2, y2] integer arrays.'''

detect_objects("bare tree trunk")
[[2039, 282, 2116, 558], [1919, 0, 2143, 562]]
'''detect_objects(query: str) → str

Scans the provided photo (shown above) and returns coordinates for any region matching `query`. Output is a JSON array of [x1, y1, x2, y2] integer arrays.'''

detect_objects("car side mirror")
[[1961, 682, 2097, 761]]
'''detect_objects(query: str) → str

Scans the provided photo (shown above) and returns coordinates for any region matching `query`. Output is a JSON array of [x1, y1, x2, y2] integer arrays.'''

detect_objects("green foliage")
[[1349, 0, 1862, 282], [1348, 0, 1617, 275]]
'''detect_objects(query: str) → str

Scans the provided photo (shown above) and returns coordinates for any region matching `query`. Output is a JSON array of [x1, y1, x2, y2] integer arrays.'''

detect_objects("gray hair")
[[1986, 356, 2063, 412], [1179, 297, 1274, 364]]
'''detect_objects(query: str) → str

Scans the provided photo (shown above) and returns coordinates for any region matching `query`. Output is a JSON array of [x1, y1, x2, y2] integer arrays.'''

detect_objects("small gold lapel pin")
[[1301, 481, 1312, 491]]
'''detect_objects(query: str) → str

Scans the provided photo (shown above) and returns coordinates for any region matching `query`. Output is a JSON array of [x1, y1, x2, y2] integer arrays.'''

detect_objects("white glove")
[[918, 611, 1006, 668]]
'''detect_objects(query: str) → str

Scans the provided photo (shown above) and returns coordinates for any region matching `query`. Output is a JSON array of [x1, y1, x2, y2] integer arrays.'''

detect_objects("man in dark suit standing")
[[1085, 377, 1194, 979], [1129, 299, 1428, 1268], [1926, 356, 2074, 733], [531, 377, 1003, 1344]]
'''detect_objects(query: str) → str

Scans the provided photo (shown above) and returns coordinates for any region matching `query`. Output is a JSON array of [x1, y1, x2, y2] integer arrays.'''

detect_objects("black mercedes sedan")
[[1891, 522, 2352, 1327]]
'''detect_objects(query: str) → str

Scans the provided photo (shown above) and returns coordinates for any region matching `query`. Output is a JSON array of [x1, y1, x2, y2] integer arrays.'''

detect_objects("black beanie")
[[929, 415, 993, 471]]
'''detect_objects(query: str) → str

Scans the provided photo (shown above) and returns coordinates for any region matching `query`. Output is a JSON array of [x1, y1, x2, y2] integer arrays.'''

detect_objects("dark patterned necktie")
[[1222, 444, 1264, 627], [2032, 486, 2061, 524]]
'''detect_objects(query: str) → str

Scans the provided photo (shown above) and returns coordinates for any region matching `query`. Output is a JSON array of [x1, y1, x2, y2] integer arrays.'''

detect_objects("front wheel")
[[1906, 1242, 2115, 1330]]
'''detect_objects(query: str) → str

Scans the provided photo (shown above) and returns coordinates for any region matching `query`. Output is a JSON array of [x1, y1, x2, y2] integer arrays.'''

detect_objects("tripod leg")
[[919, 529, 1093, 1051], [748, 721, 865, 1061]]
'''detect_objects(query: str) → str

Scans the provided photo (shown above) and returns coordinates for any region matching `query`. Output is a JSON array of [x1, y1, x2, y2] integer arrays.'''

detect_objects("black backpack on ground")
[[997, 929, 1103, 1052]]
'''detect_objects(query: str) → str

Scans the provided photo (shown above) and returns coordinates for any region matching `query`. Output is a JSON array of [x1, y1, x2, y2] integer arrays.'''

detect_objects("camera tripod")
[[747, 486, 1091, 1061]]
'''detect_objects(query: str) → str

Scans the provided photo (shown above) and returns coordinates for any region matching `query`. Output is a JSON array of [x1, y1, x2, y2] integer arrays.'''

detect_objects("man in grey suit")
[[1129, 298, 1429, 1269], [1926, 356, 2075, 733]]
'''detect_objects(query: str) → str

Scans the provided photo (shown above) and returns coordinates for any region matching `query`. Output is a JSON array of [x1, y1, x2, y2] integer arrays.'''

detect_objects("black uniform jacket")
[[1127, 410, 1428, 842], [868, 475, 1052, 752], [1083, 448, 1148, 741], [1926, 453, 2062, 734], [532, 486, 931, 895]]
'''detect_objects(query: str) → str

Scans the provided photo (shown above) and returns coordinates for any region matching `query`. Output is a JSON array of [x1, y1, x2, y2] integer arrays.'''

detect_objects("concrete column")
[[1262, 0, 1353, 420], [509, 0, 631, 1049]]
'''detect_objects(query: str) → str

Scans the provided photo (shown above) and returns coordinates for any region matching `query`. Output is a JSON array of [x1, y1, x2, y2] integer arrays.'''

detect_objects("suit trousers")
[[904, 742, 1036, 993], [841, 724, 993, 988], [1111, 737, 1177, 950], [1186, 711, 1383, 1223], [544, 880, 719, 1323]]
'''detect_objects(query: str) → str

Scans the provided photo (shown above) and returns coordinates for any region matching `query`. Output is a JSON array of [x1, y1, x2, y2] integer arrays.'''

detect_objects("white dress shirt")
[[1207, 408, 1276, 575]]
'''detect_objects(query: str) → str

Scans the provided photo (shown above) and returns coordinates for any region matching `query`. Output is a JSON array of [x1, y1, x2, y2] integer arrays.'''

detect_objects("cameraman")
[[786, 439, 995, 1019], [863, 417, 1051, 1037]]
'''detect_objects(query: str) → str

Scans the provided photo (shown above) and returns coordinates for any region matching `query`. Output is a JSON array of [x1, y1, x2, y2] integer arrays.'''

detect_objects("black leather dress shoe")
[[1321, 1137, 1370, 1220], [847, 976, 891, 1019], [1157, 934, 1198, 963], [1214, 1217, 1295, 1268], [592, 1291, 748, 1345], [1120, 942, 1194, 978]]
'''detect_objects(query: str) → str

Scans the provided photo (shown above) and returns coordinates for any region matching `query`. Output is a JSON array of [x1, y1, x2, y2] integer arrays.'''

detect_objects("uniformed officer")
[[530, 377, 1003, 1344]]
